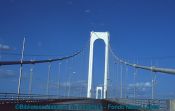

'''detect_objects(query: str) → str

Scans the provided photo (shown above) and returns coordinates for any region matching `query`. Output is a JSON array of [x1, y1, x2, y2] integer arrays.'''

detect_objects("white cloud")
[[145, 82, 151, 87], [128, 82, 152, 88], [37, 41, 42, 47], [0, 44, 14, 50], [0, 69, 17, 79], [84, 9, 91, 13], [66, 1, 73, 5], [50, 80, 87, 89]]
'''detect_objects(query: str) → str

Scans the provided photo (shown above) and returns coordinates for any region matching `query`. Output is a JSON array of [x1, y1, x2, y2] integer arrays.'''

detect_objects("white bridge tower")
[[87, 31, 109, 99]]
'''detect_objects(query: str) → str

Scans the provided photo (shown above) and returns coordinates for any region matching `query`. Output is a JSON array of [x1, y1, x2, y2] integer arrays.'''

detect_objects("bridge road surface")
[[0, 98, 142, 111]]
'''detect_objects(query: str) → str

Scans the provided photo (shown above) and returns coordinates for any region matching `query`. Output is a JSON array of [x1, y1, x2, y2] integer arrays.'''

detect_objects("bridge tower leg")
[[87, 31, 109, 99]]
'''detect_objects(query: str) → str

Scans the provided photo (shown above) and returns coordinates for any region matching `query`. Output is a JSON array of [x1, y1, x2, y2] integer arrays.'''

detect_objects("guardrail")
[[0, 93, 71, 100], [0, 93, 172, 111], [109, 98, 169, 111]]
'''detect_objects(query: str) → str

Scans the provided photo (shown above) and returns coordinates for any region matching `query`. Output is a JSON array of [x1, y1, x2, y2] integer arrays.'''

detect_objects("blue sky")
[[0, 0, 175, 98]]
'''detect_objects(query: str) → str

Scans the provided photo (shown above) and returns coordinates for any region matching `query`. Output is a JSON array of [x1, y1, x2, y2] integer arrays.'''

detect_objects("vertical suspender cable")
[[133, 67, 137, 99], [125, 65, 128, 98], [18, 37, 26, 96], [57, 62, 61, 97], [151, 60, 157, 99], [46, 63, 51, 96], [116, 61, 119, 98], [120, 63, 123, 98], [29, 64, 34, 95]]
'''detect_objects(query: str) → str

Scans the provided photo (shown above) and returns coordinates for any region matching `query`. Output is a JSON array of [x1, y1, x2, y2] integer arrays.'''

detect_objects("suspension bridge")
[[0, 32, 175, 111]]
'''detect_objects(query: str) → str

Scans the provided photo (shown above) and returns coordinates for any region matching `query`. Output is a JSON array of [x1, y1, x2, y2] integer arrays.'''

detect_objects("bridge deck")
[[0, 98, 141, 111]]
